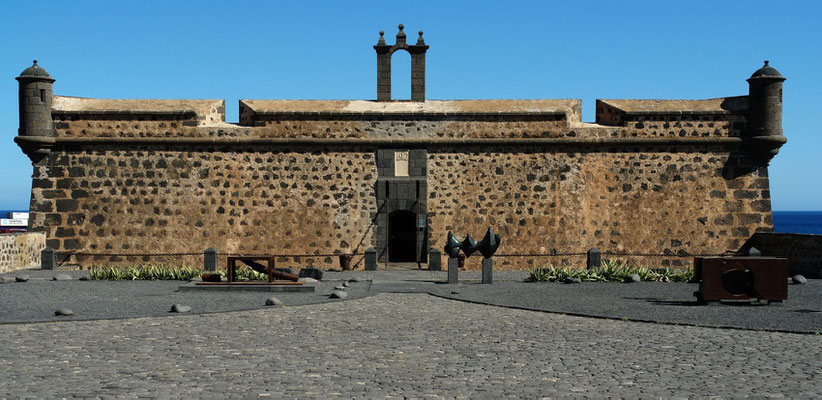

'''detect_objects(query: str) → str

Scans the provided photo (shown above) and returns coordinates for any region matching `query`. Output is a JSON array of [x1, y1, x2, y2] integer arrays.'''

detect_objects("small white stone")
[[54, 308, 74, 316], [170, 304, 191, 313], [265, 297, 284, 306]]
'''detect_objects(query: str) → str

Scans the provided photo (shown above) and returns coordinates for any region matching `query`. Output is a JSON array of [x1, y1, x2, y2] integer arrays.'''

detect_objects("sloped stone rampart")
[[0, 233, 46, 273]]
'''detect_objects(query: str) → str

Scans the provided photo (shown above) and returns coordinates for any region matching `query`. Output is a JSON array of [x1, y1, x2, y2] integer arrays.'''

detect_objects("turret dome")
[[749, 60, 784, 80], [17, 60, 54, 81]]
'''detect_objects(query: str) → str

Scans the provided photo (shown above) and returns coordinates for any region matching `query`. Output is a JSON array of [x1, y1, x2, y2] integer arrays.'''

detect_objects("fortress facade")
[[14, 26, 787, 269]]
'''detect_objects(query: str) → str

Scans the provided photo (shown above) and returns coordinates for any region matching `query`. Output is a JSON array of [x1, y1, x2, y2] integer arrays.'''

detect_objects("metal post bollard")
[[447, 256, 459, 284], [204, 247, 217, 272], [41, 247, 56, 270], [587, 247, 601, 270], [481, 257, 493, 284], [428, 248, 441, 271], [365, 248, 377, 271]]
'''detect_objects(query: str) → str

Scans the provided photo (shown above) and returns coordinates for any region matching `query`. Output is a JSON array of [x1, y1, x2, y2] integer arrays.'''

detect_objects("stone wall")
[[29, 147, 377, 270], [741, 233, 822, 278], [427, 147, 771, 270], [17, 97, 779, 270], [0, 233, 45, 273]]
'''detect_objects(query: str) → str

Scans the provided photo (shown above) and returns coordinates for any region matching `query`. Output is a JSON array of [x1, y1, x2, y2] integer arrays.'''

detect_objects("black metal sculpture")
[[461, 234, 478, 257], [444, 228, 502, 259], [444, 232, 462, 258], [477, 227, 501, 258]]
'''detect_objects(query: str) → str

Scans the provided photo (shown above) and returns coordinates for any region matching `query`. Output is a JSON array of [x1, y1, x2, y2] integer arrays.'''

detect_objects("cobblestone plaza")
[[1, 293, 819, 398]]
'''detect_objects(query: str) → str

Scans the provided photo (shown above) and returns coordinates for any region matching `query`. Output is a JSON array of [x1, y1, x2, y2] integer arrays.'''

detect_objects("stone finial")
[[377, 30, 386, 45], [416, 30, 425, 45], [396, 24, 406, 44]]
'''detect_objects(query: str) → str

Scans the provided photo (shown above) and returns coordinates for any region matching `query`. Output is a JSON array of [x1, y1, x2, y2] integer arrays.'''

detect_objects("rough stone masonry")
[[13, 27, 787, 270]]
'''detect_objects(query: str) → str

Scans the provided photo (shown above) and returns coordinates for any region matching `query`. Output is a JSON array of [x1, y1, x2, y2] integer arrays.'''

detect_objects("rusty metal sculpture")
[[226, 256, 300, 283], [693, 255, 787, 303]]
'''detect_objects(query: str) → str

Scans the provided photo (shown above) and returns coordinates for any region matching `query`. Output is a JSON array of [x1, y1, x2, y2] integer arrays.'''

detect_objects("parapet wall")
[[0, 233, 45, 273], [51, 96, 227, 138], [239, 99, 579, 139], [597, 97, 749, 138], [47, 97, 751, 141], [742, 233, 822, 278]]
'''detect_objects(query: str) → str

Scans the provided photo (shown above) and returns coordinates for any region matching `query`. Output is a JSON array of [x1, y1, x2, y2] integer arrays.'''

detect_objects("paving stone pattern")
[[0, 294, 819, 398]]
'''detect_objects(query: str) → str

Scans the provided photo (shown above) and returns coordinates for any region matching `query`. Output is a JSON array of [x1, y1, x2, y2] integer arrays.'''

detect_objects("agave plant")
[[525, 266, 553, 282], [89, 264, 201, 281], [524, 261, 693, 283], [215, 266, 268, 281]]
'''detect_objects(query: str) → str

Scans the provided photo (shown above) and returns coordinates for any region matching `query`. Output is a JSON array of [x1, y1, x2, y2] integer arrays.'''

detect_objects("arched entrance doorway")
[[388, 210, 416, 262]]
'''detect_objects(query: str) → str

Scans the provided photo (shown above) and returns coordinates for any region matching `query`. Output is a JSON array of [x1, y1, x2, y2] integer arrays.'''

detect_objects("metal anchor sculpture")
[[443, 227, 502, 259]]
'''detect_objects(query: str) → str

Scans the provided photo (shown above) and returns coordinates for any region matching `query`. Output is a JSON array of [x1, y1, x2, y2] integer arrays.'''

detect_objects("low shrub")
[[89, 264, 272, 281], [216, 267, 268, 281], [89, 264, 201, 280], [525, 260, 693, 283]]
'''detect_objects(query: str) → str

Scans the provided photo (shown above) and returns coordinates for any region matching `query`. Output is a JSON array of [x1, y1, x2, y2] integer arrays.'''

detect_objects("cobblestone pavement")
[[1, 294, 819, 398]]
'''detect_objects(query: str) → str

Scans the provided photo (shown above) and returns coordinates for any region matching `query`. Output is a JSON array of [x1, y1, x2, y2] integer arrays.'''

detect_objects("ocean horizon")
[[2, 209, 821, 235]]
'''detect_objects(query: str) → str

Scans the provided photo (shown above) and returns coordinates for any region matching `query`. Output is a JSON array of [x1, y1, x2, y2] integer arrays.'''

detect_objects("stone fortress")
[[14, 25, 787, 270]]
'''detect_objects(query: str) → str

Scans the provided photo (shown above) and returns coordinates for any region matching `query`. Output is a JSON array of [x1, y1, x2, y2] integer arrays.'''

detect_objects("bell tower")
[[374, 24, 429, 102]]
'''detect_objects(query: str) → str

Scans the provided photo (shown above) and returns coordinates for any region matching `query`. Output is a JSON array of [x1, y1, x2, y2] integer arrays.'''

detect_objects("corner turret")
[[746, 60, 786, 164], [15, 60, 55, 163]]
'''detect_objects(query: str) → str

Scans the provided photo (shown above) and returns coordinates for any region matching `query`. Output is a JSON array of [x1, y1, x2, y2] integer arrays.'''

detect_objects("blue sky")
[[1, 0, 820, 210]]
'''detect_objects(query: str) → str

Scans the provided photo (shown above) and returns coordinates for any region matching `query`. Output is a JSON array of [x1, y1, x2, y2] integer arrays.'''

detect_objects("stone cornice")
[[15, 135, 745, 149]]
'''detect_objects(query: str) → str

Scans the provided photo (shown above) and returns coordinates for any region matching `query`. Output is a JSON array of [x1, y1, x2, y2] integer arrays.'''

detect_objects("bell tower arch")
[[374, 24, 429, 102]]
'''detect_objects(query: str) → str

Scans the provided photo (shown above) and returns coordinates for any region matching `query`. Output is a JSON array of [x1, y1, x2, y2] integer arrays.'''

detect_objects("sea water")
[[1, 210, 820, 234], [0, 210, 28, 219], [772, 211, 822, 235]]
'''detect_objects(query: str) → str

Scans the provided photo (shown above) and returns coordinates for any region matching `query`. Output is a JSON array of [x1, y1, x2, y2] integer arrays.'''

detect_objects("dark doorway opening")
[[388, 210, 416, 262]]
